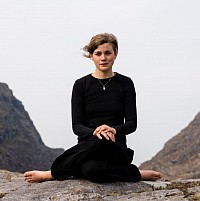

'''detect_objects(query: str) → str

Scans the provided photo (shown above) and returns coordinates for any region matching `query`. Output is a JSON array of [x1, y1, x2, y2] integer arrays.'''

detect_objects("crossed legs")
[[24, 139, 162, 183]]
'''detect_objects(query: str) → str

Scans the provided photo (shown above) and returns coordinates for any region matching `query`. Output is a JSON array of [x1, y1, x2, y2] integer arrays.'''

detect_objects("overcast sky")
[[1, 0, 200, 166]]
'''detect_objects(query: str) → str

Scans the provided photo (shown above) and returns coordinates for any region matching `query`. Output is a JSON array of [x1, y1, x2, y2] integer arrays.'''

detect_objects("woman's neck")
[[92, 70, 114, 79]]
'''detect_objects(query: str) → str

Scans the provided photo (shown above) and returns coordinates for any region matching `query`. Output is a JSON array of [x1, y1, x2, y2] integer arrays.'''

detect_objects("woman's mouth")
[[100, 63, 109, 66]]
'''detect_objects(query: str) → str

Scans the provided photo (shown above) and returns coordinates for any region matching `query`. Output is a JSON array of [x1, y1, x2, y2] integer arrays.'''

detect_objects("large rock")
[[1, 170, 200, 200], [140, 112, 200, 180], [0, 83, 64, 173]]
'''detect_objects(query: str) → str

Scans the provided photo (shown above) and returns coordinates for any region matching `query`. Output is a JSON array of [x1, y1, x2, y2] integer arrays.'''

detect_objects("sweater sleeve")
[[112, 77, 137, 136], [71, 79, 94, 140]]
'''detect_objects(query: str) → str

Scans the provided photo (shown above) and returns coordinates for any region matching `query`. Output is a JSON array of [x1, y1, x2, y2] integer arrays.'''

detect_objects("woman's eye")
[[95, 52, 101, 56]]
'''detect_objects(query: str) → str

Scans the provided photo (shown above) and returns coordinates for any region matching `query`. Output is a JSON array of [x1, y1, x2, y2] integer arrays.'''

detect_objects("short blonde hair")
[[82, 33, 118, 58]]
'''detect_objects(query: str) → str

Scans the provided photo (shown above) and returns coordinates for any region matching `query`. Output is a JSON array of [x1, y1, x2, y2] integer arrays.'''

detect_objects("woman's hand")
[[93, 124, 116, 142]]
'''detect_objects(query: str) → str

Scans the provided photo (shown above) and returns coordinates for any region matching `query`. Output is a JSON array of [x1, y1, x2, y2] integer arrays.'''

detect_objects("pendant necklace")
[[98, 78, 111, 90]]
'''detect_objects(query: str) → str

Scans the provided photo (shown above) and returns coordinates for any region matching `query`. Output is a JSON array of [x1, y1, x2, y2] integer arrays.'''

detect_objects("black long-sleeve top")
[[71, 73, 137, 146]]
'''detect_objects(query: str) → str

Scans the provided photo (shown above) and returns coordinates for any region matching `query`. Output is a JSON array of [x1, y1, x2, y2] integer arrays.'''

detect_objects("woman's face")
[[90, 43, 117, 73]]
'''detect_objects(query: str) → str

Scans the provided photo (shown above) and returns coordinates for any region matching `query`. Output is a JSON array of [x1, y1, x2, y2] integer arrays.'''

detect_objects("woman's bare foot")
[[24, 170, 54, 183], [140, 170, 162, 181]]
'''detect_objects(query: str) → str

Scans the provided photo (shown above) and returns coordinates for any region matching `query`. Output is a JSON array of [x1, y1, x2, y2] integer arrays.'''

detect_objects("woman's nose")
[[101, 54, 106, 60]]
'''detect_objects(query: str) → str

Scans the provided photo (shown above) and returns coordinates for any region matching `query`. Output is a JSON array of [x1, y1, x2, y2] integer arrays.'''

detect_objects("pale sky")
[[1, 0, 200, 165]]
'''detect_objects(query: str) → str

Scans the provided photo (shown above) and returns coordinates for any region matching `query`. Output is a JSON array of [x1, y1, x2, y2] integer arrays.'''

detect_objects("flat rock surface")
[[1, 170, 200, 200]]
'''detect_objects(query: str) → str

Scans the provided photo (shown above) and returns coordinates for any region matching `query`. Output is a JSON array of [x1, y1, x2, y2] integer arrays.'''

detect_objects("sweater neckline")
[[90, 72, 117, 80]]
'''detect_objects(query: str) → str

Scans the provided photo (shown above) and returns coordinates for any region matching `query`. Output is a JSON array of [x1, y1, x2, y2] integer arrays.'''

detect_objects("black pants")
[[51, 137, 141, 183]]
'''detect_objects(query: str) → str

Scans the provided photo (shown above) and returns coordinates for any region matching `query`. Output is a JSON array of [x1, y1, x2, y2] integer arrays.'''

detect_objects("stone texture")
[[1, 170, 200, 200]]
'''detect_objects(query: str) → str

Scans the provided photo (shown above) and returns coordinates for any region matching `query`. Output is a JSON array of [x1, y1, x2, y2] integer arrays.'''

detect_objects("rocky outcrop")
[[140, 112, 200, 181], [0, 83, 64, 173], [0, 170, 200, 200]]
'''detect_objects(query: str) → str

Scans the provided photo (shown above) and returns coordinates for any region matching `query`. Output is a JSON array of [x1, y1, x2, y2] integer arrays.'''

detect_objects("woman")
[[24, 33, 161, 183]]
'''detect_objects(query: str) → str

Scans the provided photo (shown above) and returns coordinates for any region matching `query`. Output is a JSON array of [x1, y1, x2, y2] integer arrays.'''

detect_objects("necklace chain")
[[97, 78, 111, 90]]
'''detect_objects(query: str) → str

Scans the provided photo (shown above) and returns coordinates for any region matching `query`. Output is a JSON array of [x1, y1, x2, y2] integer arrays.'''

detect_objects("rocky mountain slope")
[[0, 82, 64, 173], [140, 112, 200, 181]]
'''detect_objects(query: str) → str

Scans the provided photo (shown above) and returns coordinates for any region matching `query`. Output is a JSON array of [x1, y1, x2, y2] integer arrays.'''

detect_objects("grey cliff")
[[0, 82, 64, 173], [140, 112, 200, 181]]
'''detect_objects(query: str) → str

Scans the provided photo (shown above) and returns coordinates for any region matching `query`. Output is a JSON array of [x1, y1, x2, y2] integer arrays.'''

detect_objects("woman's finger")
[[107, 132, 115, 142], [96, 133, 102, 139], [93, 126, 100, 135], [101, 132, 110, 140]]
